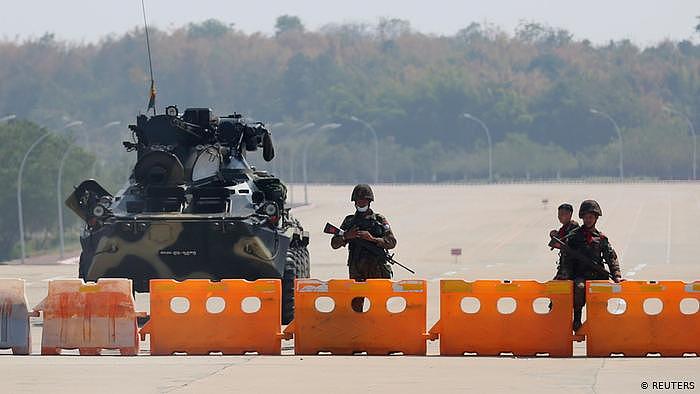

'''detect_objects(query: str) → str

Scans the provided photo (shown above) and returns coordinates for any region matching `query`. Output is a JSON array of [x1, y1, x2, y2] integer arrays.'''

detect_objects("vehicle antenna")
[[141, 0, 156, 115]]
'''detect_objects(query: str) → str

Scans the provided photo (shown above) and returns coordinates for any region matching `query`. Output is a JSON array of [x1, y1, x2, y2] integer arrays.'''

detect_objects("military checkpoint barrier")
[[0, 277, 698, 356]]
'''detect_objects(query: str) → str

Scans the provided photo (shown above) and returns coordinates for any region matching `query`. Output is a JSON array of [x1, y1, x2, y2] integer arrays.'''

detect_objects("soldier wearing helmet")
[[331, 184, 397, 312], [559, 200, 623, 332]]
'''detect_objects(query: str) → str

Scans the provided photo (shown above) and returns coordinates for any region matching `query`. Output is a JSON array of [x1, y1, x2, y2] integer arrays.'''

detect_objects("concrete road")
[[1, 183, 698, 393]]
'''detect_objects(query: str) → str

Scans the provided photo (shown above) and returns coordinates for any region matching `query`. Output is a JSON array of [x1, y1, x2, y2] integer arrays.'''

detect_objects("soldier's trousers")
[[349, 260, 392, 312], [573, 278, 586, 311], [573, 274, 609, 312]]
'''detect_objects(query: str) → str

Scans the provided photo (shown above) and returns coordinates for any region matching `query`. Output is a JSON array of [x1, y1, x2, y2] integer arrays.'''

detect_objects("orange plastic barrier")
[[429, 280, 574, 357], [584, 280, 700, 357], [34, 279, 139, 355], [0, 279, 33, 355], [140, 279, 284, 355], [284, 279, 428, 355]]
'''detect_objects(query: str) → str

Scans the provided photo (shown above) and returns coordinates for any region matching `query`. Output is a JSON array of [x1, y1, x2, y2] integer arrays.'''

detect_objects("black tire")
[[281, 244, 310, 324], [78, 251, 91, 280]]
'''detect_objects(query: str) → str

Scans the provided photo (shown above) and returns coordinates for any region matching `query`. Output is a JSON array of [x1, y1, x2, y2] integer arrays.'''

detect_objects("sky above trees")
[[0, 0, 697, 46]]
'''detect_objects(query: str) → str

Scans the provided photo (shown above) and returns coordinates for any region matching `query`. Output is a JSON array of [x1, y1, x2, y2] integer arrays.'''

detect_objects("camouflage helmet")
[[351, 184, 374, 202], [579, 199, 602, 218]]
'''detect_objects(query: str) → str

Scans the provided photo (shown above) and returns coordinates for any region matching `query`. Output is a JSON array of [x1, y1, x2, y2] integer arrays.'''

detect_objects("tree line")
[[2, 16, 700, 259], [0, 120, 92, 260], [2, 17, 699, 184]]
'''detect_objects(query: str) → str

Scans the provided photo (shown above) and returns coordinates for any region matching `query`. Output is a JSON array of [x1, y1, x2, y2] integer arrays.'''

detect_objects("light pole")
[[57, 121, 118, 259], [462, 113, 493, 183], [349, 116, 379, 184], [1, 114, 16, 123], [590, 108, 624, 181], [303, 123, 342, 205], [17, 131, 54, 264], [664, 106, 696, 180], [17, 121, 83, 263], [287, 122, 315, 206]]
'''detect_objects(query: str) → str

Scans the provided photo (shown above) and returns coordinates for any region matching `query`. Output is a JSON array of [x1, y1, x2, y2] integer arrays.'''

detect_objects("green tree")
[[275, 15, 304, 36], [187, 19, 233, 38]]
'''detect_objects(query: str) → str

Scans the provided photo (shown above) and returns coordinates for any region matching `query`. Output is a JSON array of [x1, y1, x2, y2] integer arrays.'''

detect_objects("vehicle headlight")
[[264, 203, 278, 216], [92, 205, 106, 217]]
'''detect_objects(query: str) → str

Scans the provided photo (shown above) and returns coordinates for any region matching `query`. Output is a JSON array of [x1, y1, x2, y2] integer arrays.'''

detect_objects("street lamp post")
[[462, 113, 493, 183], [590, 109, 624, 181], [302, 123, 342, 205], [17, 121, 83, 263], [17, 130, 53, 264], [57, 139, 77, 260], [664, 106, 696, 180], [57, 121, 118, 259], [349, 116, 379, 184], [285, 123, 315, 206]]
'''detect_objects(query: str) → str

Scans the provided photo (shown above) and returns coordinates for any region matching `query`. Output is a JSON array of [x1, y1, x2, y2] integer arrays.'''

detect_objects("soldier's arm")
[[557, 253, 573, 280], [374, 216, 397, 250], [331, 216, 353, 249], [331, 234, 346, 249], [557, 229, 582, 279], [602, 238, 622, 279]]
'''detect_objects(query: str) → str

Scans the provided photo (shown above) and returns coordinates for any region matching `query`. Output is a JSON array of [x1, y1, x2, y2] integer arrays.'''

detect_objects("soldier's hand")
[[344, 227, 359, 240], [549, 230, 558, 238], [355, 230, 376, 242], [613, 276, 624, 283]]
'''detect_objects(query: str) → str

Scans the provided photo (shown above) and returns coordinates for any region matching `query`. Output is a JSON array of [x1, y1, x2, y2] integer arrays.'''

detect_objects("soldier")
[[559, 200, 623, 332], [548, 203, 579, 280], [330, 184, 397, 312]]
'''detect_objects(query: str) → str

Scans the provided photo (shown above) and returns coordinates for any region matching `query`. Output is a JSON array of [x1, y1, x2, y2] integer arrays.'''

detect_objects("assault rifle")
[[324, 222, 415, 274], [550, 234, 616, 281]]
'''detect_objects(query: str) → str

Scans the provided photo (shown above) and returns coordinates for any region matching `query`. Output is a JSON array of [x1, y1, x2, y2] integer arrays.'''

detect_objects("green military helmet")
[[579, 199, 602, 218], [351, 184, 374, 202]]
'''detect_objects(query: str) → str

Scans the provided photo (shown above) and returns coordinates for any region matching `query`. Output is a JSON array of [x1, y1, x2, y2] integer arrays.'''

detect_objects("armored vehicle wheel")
[[282, 244, 310, 324], [78, 251, 90, 280]]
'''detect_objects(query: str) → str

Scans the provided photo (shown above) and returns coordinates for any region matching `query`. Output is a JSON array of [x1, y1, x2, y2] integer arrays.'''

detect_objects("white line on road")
[[666, 194, 672, 264], [42, 276, 72, 282], [626, 263, 647, 277], [618, 201, 644, 262], [57, 257, 79, 265]]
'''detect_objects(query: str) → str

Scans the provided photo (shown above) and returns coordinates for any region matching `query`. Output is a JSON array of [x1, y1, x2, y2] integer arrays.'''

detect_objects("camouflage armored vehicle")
[[66, 106, 309, 323]]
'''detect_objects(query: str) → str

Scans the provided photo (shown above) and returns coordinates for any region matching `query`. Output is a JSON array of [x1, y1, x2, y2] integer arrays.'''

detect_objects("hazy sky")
[[0, 0, 697, 46]]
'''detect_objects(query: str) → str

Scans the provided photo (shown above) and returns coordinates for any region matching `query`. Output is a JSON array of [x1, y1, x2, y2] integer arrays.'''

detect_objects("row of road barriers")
[[0, 277, 698, 356]]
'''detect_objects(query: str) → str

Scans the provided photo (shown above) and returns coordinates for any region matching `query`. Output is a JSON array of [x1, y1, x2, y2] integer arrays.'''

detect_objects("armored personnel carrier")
[[65, 106, 309, 323]]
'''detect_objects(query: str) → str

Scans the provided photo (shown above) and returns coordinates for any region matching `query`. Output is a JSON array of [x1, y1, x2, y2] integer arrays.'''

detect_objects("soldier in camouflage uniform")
[[559, 200, 623, 332], [331, 184, 397, 312], [548, 203, 580, 280]]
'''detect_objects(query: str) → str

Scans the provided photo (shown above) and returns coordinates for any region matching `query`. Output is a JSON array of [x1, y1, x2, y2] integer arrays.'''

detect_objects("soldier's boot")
[[572, 309, 583, 332]]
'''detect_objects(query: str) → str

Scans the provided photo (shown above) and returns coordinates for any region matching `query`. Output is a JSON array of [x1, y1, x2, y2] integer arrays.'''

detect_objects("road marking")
[[42, 276, 72, 282], [666, 194, 672, 265], [626, 263, 647, 277], [57, 257, 79, 265], [618, 201, 644, 261]]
